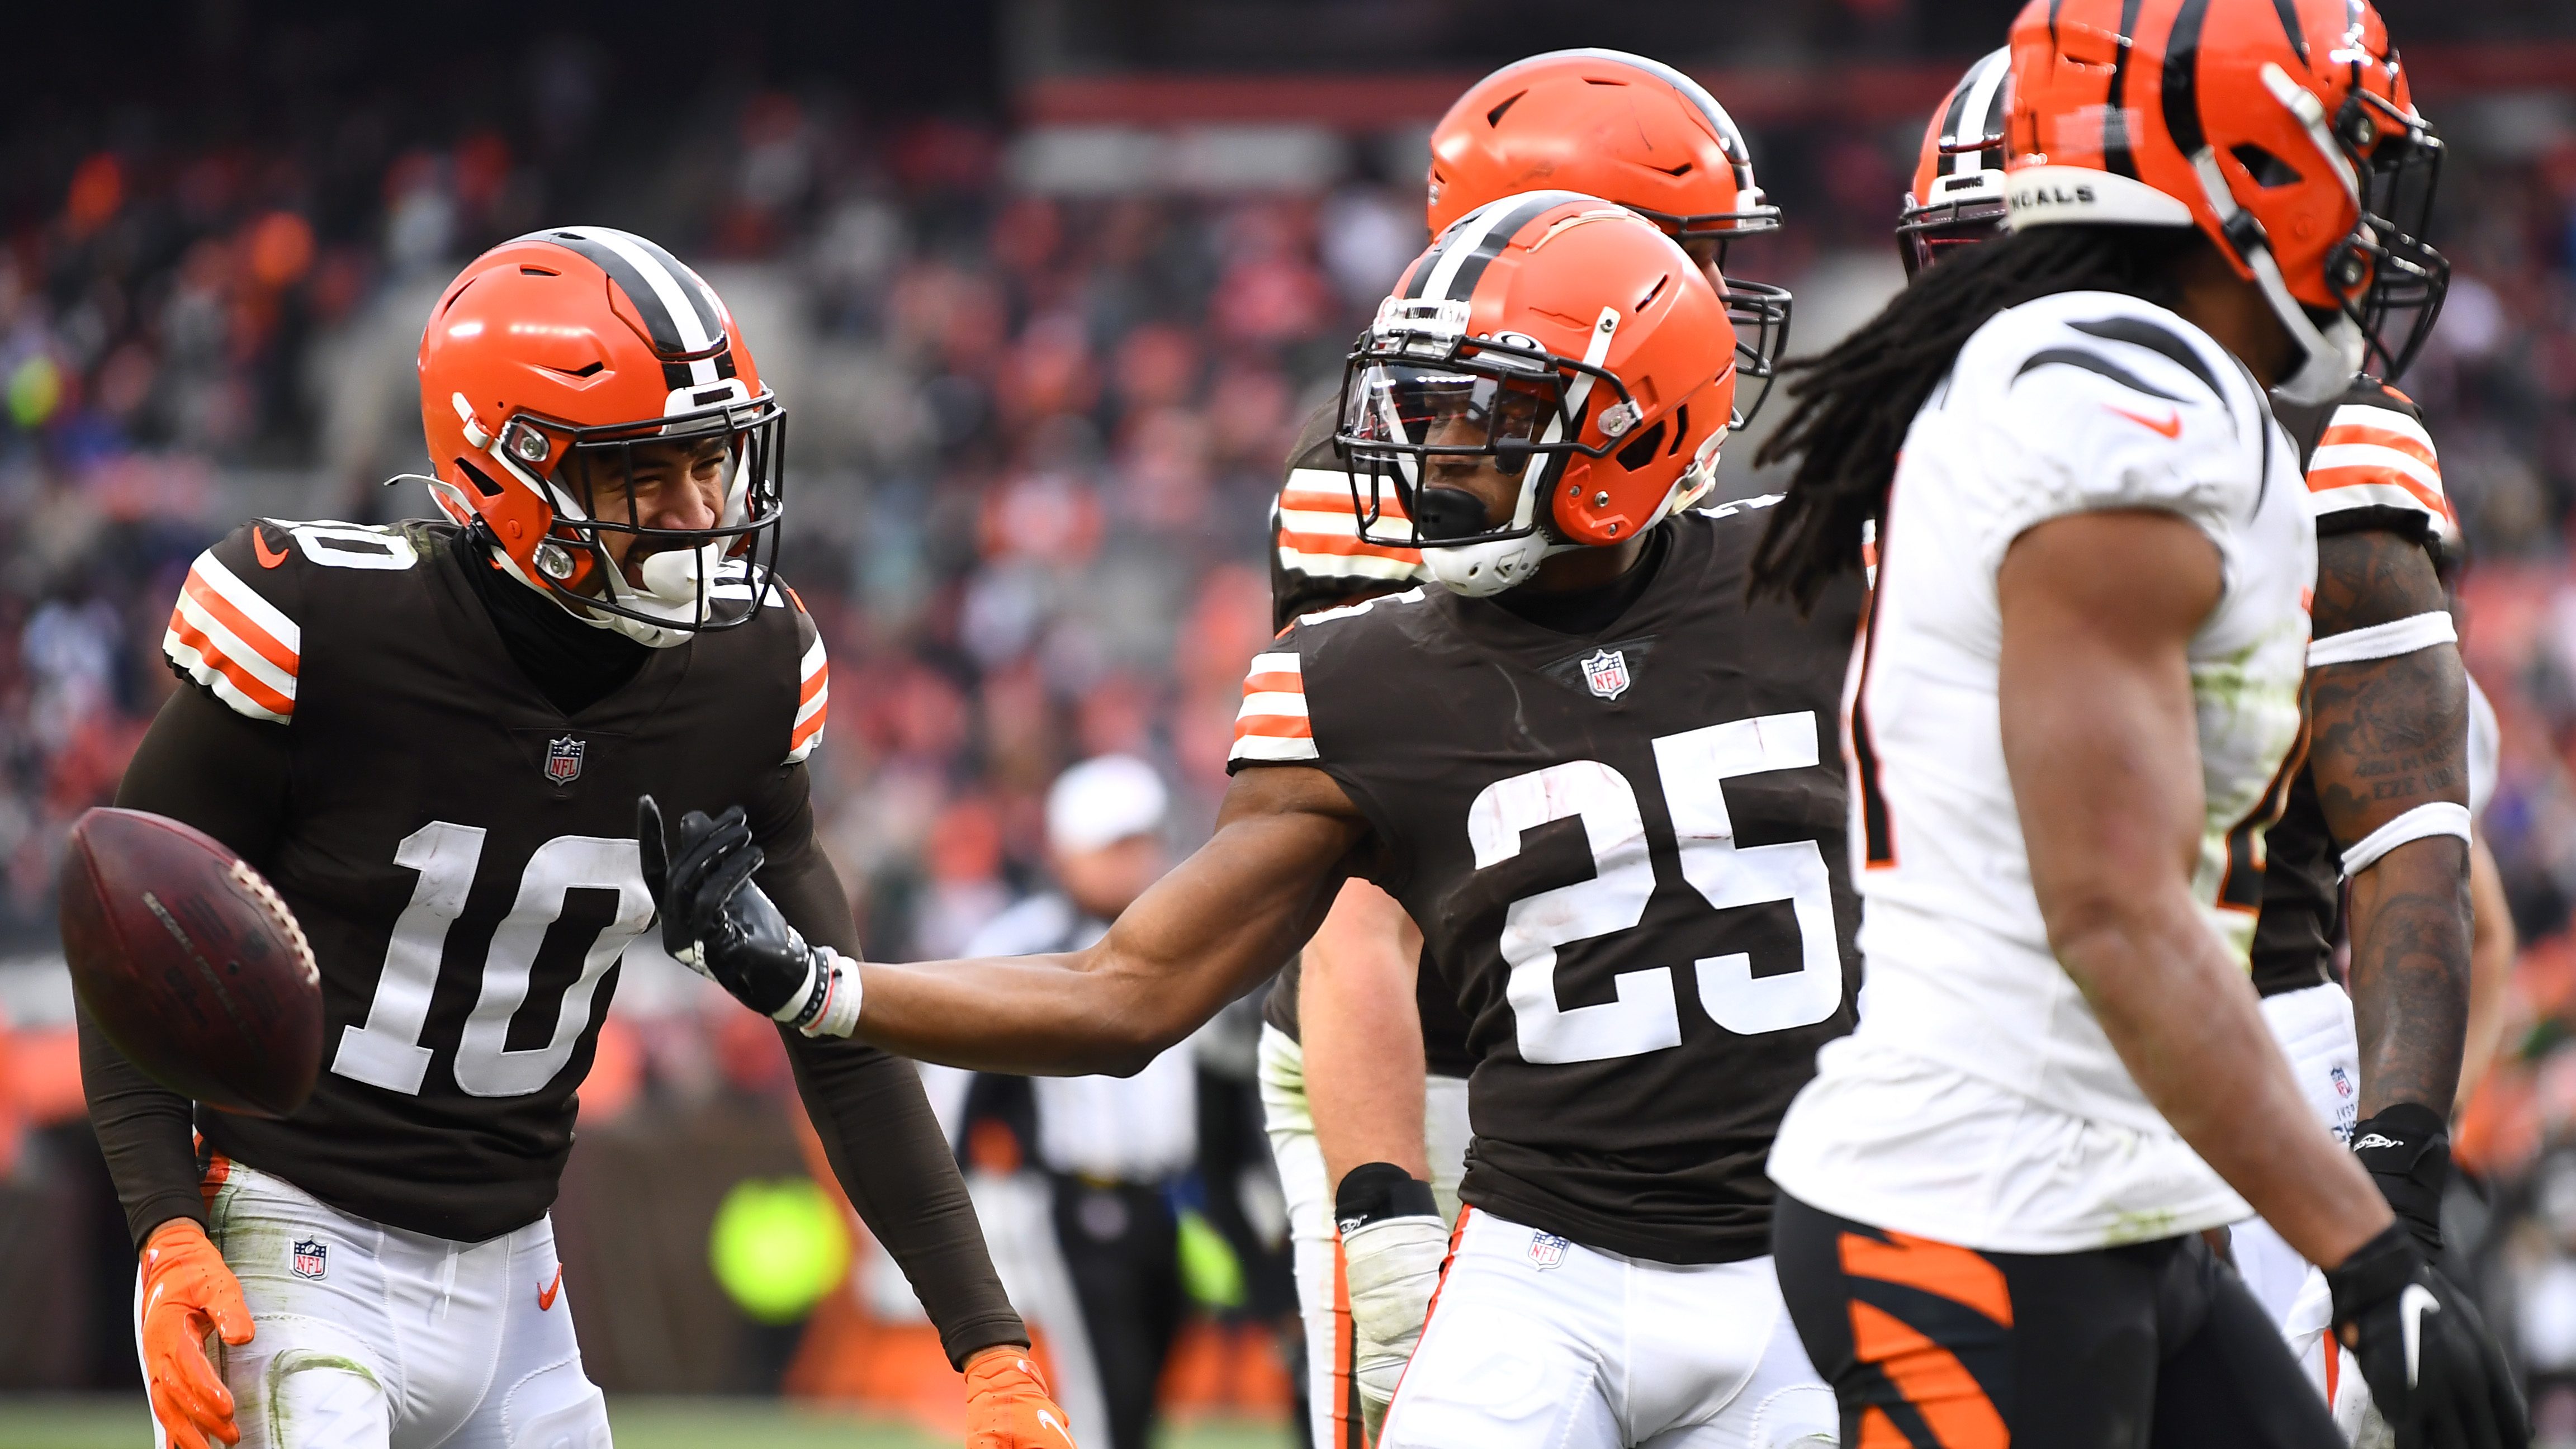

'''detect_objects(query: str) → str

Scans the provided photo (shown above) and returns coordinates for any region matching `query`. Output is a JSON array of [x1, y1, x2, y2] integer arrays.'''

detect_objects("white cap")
[[1046, 755, 1169, 856]]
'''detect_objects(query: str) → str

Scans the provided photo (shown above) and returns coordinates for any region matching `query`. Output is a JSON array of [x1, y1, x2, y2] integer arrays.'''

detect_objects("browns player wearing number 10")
[[650, 195, 1859, 1449], [79, 228, 1072, 1449]]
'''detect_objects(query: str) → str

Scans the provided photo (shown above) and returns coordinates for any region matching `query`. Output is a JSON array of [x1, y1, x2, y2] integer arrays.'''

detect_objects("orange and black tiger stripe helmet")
[[2003, 0, 2446, 398]]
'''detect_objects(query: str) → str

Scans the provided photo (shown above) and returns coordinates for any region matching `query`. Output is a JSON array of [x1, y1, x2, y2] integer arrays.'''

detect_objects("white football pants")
[[2233, 980, 2376, 1434], [1381, 1208, 1836, 1449], [1257, 1023, 1469, 1449], [138, 1158, 609, 1449]]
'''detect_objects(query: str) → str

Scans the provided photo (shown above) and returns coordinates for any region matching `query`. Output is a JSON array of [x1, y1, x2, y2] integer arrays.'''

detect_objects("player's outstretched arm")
[[2305, 526, 2473, 1251], [859, 764, 1368, 1077], [1997, 509, 2392, 1264]]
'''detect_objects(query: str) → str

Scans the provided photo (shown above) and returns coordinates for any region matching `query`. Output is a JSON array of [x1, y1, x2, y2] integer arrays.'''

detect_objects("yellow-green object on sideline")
[[710, 1178, 851, 1323]]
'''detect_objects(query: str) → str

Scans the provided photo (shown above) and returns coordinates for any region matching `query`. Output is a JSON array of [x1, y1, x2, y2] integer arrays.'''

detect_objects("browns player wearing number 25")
[[657, 195, 1857, 1449], [80, 228, 1071, 1449]]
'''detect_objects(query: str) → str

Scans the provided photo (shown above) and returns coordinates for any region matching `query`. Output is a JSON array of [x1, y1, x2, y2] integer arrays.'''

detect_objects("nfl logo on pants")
[[292, 1239, 328, 1280]]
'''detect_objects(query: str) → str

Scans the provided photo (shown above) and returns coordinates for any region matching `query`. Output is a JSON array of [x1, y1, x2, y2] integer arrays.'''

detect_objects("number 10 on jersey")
[[1467, 711, 1843, 1066]]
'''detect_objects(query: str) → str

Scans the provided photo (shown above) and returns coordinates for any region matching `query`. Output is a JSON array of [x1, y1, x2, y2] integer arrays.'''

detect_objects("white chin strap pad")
[[1426, 532, 1554, 596]]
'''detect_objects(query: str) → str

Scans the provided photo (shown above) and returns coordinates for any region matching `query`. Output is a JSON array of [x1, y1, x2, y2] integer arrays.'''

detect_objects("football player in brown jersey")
[[1257, 50, 1809, 1446], [87, 227, 1072, 1449], [1893, 40, 2479, 1426], [656, 195, 1861, 1449]]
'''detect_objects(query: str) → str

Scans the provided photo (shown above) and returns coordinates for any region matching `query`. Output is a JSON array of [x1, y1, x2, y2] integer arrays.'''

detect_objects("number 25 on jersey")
[[1470, 711, 1841, 1066]]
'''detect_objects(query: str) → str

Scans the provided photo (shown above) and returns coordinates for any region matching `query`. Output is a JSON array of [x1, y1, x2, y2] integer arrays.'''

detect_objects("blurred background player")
[[666, 194, 1860, 1449], [1426, 50, 1792, 427], [922, 755, 1196, 1449], [1895, 37, 2487, 1429], [1758, 0, 2521, 1442], [92, 227, 1068, 1449]]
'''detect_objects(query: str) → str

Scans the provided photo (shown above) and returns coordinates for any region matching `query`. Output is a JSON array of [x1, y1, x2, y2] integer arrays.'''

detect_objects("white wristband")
[[2341, 801, 2473, 877], [2307, 610, 2456, 668], [797, 948, 863, 1039]]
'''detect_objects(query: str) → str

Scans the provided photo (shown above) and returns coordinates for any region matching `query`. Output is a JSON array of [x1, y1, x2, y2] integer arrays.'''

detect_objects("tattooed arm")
[[2305, 525, 2471, 1252], [2307, 527, 2472, 1115]]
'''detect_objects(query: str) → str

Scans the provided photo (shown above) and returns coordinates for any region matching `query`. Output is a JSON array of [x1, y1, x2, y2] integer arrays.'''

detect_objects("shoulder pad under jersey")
[[782, 585, 830, 766], [2300, 377, 2452, 546], [162, 519, 425, 723]]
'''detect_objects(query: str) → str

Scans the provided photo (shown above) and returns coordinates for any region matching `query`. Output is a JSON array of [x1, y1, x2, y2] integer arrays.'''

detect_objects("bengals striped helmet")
[[414, 226, 785, 648], [1427, 50, 1789, 425], [2003, 0, 2446, 401], [1898, 48, 2012, 278], [1339, 192, 1736, 598]]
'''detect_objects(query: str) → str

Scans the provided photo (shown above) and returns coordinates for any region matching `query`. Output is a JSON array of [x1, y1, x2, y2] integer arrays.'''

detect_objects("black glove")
[[637, 795, 858, 1035], [2327, 1221, 2527, 1449], [2354, 1103, 2452, 1258]]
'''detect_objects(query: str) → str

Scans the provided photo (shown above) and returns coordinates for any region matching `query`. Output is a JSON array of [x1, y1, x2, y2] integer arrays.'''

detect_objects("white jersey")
[[1769, 291, 2314, 1253]]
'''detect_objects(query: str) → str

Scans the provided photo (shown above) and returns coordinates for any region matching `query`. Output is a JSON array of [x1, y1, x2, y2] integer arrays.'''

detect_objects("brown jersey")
[[2251, 377, 2450, 998], [1230, 501, 1864, 1263], [161, 517, 827, 1239]]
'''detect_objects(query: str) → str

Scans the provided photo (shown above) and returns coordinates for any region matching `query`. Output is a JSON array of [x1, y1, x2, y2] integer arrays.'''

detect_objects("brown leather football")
[[59, 807, 321, 1118]]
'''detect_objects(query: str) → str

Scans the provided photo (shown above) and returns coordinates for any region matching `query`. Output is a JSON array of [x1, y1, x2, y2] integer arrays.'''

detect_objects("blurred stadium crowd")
[[11, 12, 2576, 1432]]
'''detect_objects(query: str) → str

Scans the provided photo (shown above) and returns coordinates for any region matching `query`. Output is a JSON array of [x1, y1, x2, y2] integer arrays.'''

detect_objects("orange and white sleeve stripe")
[[1276, 468, 1424, 584], [164, 551, 299, 723], [2306, 401, 2455, 539], [1229, 650, 1318, 764], [786, 634, 828, 764]]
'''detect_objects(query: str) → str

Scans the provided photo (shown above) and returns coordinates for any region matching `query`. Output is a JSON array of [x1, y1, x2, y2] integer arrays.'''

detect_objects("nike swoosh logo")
[[2399, 1282, 2437, 1389], [253, 528, 290, 570], [538, 1265, 564, 1311], [2105, 404, 2184, 438], [1037, 1409, 1073, 1448]]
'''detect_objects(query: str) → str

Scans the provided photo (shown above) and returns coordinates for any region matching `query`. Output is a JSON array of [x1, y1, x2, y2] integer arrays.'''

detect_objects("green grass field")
[[0, 1396, 1294, 1449]]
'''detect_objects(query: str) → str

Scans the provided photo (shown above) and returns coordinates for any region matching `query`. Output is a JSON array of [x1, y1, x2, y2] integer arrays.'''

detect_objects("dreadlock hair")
[[1748, 223, 2206, 609]]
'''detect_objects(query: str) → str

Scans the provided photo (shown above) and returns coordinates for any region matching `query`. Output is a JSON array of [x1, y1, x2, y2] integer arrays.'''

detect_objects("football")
[[59, 807, 323, 1118]]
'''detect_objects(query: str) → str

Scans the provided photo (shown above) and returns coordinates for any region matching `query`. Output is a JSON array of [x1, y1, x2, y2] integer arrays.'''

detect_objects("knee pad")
[[501, 1356, 610, 1449], [1746, 1383, 1841, 1449], [251, 1343, 391, 1449]]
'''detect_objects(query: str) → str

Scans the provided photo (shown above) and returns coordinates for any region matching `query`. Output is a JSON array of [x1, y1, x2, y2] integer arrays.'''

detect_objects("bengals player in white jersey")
[[662, 196, 1857, 1449], [1749, 2, 2521, 1446], [1895, 37, 2482, 1426], [88, 228, 1071, 1449]]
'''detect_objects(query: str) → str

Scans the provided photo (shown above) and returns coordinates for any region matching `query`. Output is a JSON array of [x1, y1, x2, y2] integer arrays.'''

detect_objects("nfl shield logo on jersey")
[[291, 1238, 328, 1280], [544, 736, 585, 786], [1527, 1231, 1569, 1270], [1580, 648, 1631, 700]]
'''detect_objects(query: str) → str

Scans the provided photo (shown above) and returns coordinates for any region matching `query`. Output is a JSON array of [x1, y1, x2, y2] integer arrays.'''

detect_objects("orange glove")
[[963, 1344, 1077, 1449], [140, 1219, 254, 1449]]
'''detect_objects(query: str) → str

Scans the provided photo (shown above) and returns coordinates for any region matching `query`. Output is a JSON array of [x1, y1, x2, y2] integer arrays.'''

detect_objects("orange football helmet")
[[1897, 48, 2011, 278], [1339, 192, 1736, 596], [2003, 0, 2446, 399], [1427, 50, 1788, 425], [413, 226, 786, 647]]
